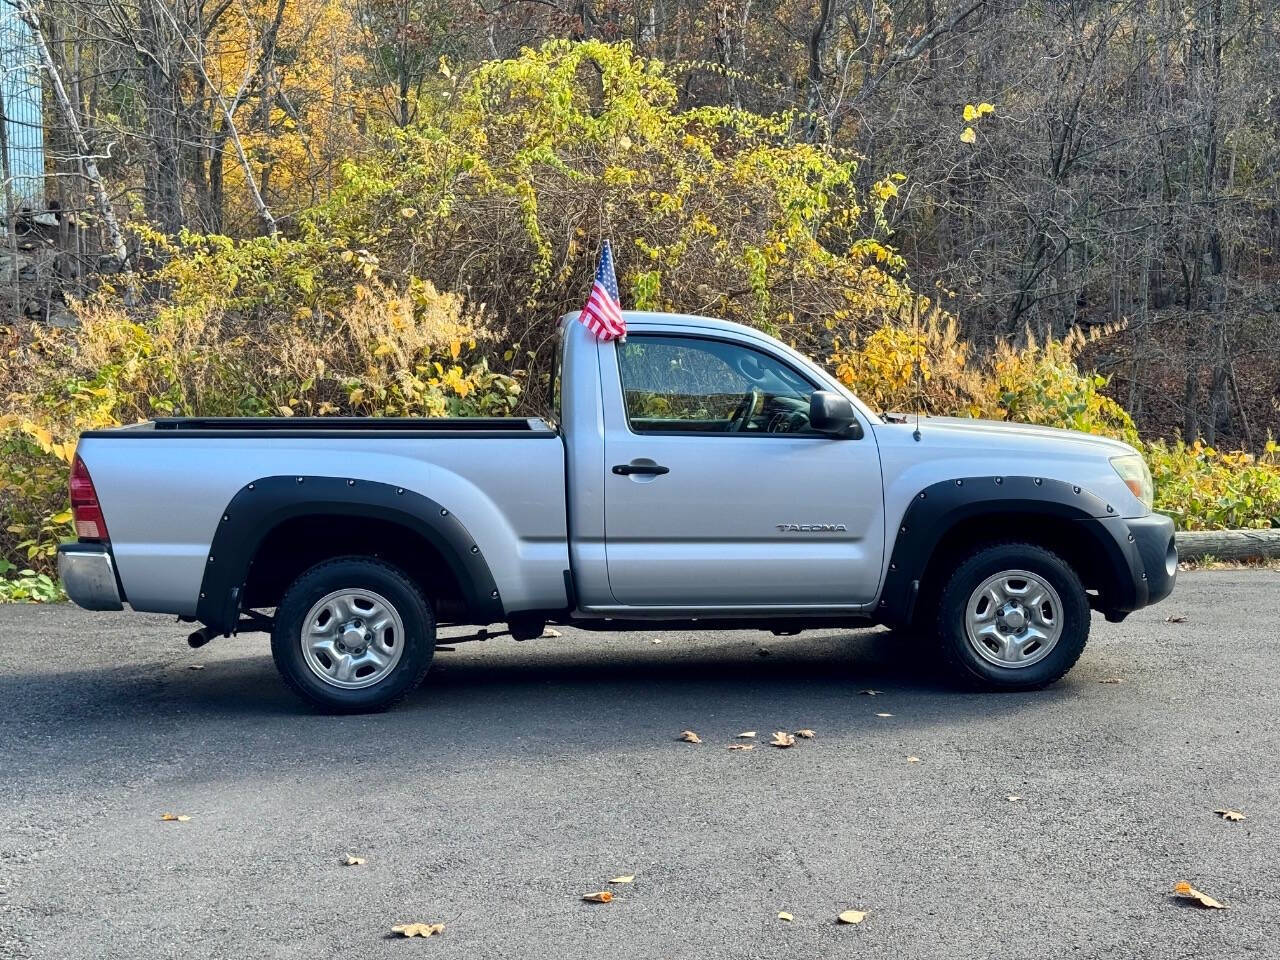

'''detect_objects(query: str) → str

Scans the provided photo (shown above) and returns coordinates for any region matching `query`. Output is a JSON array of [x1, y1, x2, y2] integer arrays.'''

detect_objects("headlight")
[[1110, 454, 1153, 511]]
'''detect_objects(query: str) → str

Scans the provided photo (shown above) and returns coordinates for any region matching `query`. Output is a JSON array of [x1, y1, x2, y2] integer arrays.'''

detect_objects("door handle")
[[612, 463, 670, 476]]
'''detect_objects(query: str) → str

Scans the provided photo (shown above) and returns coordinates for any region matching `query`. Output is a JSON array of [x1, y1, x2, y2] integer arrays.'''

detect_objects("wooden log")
[[1176, 529, 1280, 561]]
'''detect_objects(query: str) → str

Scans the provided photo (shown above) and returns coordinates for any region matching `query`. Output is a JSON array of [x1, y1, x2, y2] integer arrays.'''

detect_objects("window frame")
[[614, 332, 840, 439]]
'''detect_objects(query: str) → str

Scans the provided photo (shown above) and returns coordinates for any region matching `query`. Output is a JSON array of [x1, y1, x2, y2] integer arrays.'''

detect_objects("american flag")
[[577, 240, 626, 342]]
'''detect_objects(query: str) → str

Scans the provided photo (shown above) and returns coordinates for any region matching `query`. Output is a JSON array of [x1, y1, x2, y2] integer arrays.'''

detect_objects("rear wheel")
[[271, 557, 435, 713], [935, 542, 1089, 690]]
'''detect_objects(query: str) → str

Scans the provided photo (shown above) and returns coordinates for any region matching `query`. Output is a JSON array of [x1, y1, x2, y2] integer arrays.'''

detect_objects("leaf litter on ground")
[[582, 891, 613, 903], [391, 923, 445, 937], [837, 909, 867, 925], [1173, 882, 1226, 909], [1214, 809, 1246, 821], [678, 730, 702, 743], [770, 731, 796, 748]]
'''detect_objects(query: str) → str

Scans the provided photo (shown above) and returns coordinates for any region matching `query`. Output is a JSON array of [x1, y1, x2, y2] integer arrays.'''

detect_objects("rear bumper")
[[57, 543, 124, 611]]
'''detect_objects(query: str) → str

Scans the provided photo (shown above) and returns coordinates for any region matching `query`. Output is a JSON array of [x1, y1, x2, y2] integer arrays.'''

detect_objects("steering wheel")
[[727, 388, 761, 432]]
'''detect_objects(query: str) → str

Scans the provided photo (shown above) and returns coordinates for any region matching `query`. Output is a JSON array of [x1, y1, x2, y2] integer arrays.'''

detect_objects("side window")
[[616, 335, 820, 434]]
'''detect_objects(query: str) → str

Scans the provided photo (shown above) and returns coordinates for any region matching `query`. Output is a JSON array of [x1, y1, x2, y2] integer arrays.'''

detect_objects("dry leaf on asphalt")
[[837, 909, 867, 925], [859, 689, 882, 696], [1006, 795, 1022, 802], [609, 875, 635, 884], [583, 891, 614, 903], [1173, 882, 1226, 909], [342, 856, 366, 866], [678, 730, 702, 743], [651, 638, 663, 644], [542, 628, 562, 637], [778, 912, 794, 922], [1165, 615, 1188, 623], [876, 712, 893, 718], [728, 744, 754, 751], [737, 731, 757, 739], [188, 664, 205, 671], [1214, 809, 1246, 822], [159, 814, 190, 822], [795, 729, 816, 739], [391, 923, 445, 938], [1099, 677, 1126, 684], [906, 756, 921, 763], [770, 731, 796, 748]]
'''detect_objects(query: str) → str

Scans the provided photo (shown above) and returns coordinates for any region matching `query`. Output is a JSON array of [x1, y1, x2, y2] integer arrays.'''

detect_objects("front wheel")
[[271, 557, 435, 713], [935, 542, 1090, 691]]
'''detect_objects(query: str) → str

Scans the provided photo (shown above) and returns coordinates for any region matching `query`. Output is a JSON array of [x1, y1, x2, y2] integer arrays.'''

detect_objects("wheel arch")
[[195, 476, 504, 633], [877, 476, 1143, 627]]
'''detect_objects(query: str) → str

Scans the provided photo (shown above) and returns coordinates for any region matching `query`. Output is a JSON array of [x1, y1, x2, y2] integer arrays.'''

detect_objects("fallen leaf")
[[609, 875, 635, 884], [859, 689, 882, 696], [1165, 615, 1188, 623], [778, 912, 794, 922], [876, 712, 893, 718], [837, 909, 867, 925], [727, 744, 754, 751], [771, 731, 796, 748], [737, 731, 757, 739], [188, 664, 205, 671], [906, 756, 921, 763], [542, 628, 562, 637], [1099, 677, 1126, 684], [391, 923, 445, 937], [651, 638, 663, 644], [342, 856, 366, 866], [159, 814, 190, 822], [583, 891, 613, 903], [1214, 809, 1246, 822], [795, 729, 816, 739], [1173, 882, 1226, 909], [1006, 795, 1022, 802], [678, 730, 702, 744]]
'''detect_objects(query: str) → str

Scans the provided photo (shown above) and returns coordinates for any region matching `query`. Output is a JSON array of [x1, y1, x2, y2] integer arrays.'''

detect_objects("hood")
[[906, 415, 1136, 455]]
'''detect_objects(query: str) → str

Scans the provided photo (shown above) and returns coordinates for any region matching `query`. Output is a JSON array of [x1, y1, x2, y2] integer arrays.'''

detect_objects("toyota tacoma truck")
[[58, 311, 1177, 712]]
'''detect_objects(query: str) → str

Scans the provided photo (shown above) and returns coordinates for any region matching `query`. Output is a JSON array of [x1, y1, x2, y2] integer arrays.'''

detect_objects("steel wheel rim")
[[964, 569, 1063, 669], [300, 588, 406, 690]]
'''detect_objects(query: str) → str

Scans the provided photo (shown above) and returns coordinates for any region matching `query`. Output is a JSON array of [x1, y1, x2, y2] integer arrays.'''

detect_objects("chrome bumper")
[[57, 543, 124, 611]]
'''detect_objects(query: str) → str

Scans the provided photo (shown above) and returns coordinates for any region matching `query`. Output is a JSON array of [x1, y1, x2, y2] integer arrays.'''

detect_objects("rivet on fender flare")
[[440, 509, 448, 516], [890, 563, 897, 570], [470, 545, 479, 554], [347, 479, 355, 486], [1034, 478, 1042, 485], [490, 590, 499, 599], [296, 477, 304, 484], [918, 491, 927, 499], [956, 479, 963, 486], [222, 515, 229, 522], [994, 477, 1003, 484], [1073, 485, 1081, 494], [900, 525, 908, 534], [396, 488, 404, 495], [208, 556, 215, 563], [247, 483, 255, 490], [1107, 505, 1114, 513], [1128, 534, 1135, 542]]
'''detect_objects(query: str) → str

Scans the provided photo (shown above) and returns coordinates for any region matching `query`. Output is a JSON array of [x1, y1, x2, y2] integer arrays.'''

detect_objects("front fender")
[[876, 475, 1146, 626]]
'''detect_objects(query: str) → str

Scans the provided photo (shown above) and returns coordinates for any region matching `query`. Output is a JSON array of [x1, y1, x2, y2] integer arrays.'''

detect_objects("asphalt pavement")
[[1, 570, 1277, 960]]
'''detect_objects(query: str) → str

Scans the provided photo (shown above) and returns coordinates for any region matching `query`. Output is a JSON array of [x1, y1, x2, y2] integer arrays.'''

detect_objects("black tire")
[[271, 556, 435, 713], [934, 542, 1090, 691]]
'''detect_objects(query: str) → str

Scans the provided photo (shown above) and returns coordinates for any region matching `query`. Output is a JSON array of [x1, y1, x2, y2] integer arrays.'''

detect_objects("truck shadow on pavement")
[[5, 627, 1076, 743]]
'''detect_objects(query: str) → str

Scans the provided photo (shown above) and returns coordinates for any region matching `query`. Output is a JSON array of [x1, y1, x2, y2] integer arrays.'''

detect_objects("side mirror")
[[809, 390, 859, 438]]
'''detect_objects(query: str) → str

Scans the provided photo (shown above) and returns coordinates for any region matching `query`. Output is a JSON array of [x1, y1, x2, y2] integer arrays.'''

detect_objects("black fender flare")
[[876, 475, 1145, 626], [195, 475, 503, 633]]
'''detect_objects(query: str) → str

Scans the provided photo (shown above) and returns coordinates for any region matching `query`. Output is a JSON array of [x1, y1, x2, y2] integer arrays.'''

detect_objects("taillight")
[[69, 455, 109, 541]]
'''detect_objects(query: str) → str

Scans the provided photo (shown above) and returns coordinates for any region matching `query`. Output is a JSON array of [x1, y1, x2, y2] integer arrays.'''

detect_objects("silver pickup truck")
[[59, 311, 1176, 711]]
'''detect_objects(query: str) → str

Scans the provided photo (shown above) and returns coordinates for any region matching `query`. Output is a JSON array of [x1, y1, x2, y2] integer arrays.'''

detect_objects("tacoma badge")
[[776, 523, 848, 532]]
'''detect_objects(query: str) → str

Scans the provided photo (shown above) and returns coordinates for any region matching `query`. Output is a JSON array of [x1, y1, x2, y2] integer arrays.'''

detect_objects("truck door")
[[601, 332, 884, 608]]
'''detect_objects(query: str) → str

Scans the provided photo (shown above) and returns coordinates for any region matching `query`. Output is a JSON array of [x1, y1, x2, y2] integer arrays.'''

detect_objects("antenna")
[[912, 292, 923, 442]]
